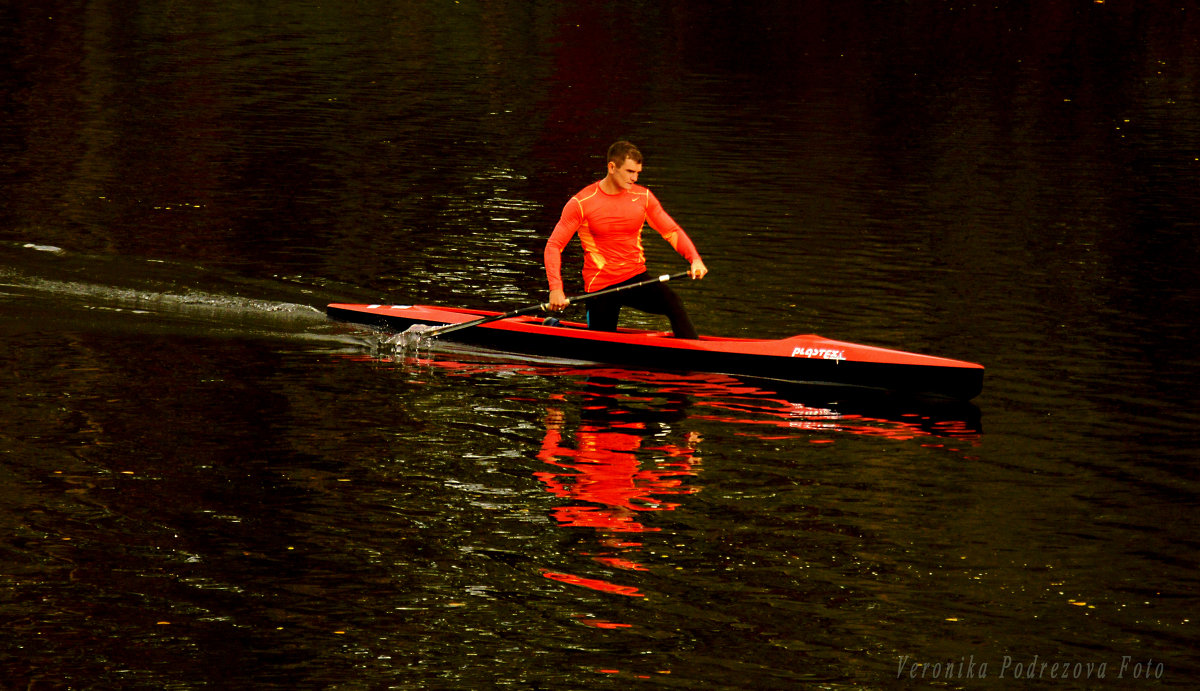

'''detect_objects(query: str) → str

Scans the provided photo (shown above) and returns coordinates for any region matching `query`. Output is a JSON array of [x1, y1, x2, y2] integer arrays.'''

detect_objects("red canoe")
[[326, 303, 985, 400]]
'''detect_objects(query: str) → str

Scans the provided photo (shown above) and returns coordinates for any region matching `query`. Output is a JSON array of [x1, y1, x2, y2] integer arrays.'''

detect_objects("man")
[[544, 141, 708, 338]]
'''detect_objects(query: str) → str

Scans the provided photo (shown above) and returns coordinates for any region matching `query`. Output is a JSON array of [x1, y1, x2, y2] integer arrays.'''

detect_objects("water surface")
[[2, 2, 1198, 688]]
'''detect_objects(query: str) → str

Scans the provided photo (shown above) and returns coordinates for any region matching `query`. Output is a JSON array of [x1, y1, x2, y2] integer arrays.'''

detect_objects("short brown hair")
[[607, 140, 643, 166]]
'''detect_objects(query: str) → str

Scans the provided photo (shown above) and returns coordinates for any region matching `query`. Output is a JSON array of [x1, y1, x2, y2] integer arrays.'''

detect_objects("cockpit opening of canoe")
[[326, 303, 985, 402]]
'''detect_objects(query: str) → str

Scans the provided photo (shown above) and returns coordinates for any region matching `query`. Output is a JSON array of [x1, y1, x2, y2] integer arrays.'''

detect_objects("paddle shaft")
[[420, 271, 690, 339]]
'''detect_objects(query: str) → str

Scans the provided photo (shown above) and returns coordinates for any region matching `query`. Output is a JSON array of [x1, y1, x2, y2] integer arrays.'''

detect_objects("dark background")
[[2, 1, 1197, 687]]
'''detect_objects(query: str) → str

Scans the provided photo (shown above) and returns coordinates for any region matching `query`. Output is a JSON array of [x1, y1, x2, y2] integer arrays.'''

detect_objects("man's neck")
[[598, 176, 623, 195]]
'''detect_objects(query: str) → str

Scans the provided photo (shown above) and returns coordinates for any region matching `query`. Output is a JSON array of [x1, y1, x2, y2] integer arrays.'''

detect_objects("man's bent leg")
[[585, 295, 621, 331], [622, 283, 698, 339], [659, 286, 698, 339]]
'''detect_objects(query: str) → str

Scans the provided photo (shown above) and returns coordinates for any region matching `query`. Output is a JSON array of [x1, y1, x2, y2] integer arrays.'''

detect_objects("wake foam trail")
[[0, 261, 344, 347], [0, 270, 324, 323]]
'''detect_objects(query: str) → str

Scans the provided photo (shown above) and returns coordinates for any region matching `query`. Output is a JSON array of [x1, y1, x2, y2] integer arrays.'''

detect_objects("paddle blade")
[[385, 323, 434, 349]]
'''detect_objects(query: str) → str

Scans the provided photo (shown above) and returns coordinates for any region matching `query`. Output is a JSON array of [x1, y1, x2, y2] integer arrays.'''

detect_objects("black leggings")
[[585, 272, 698, 339]]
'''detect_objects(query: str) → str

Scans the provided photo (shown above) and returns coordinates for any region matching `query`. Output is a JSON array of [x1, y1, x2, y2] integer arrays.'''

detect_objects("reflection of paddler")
[[535, 406, 701, 534]]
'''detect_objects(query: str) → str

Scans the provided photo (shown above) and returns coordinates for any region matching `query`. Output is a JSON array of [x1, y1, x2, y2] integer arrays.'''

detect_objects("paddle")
[[417, 271, 690, 340]]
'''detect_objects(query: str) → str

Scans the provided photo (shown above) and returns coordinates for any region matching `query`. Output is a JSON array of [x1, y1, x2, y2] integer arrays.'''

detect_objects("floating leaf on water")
[[23, 243, 63, 253]]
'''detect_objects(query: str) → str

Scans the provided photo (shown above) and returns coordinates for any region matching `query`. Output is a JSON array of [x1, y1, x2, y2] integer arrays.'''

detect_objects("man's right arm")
[[544, 199, 583, 311]]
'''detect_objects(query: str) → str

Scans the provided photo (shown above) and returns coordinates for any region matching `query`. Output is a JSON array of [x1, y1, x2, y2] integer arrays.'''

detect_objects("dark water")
[[3, 2, 1199, 688]]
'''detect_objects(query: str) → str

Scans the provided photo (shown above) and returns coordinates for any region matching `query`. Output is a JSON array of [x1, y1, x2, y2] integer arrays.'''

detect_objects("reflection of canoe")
[[326, 303, 985, 401], [349, 352, 982, 438]]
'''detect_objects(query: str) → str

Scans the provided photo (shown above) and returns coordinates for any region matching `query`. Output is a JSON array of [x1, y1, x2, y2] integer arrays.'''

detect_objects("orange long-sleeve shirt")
[[544, 182, 701, 292]]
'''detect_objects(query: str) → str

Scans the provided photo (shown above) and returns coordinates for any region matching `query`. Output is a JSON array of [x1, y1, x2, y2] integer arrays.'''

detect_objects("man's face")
[[608, 157, 642, 190]]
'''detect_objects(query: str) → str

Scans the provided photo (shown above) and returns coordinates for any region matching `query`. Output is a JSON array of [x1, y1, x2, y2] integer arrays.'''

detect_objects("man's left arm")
[[646, 191, 707, 279]]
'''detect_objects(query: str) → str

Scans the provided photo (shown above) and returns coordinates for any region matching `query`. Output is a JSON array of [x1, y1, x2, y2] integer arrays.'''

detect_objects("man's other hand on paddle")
[[547, 288, 570, 311]]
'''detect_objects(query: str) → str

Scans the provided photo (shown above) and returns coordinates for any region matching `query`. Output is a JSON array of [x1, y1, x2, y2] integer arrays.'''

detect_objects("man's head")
[[607, 140, 643, 168], [605, 140, 643, 191]]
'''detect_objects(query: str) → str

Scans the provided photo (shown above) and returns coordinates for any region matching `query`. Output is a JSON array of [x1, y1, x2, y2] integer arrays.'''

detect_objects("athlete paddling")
[[544, 141, 708, 339]]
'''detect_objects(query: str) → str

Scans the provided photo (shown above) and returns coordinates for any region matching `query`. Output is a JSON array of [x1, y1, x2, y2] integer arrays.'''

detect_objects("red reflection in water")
[[535, 393, 702, 599], [573, 615, 633, 629], [542, 570, 645, 598], [691, 406, 980, 442], [536, 409, 701, 532]]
